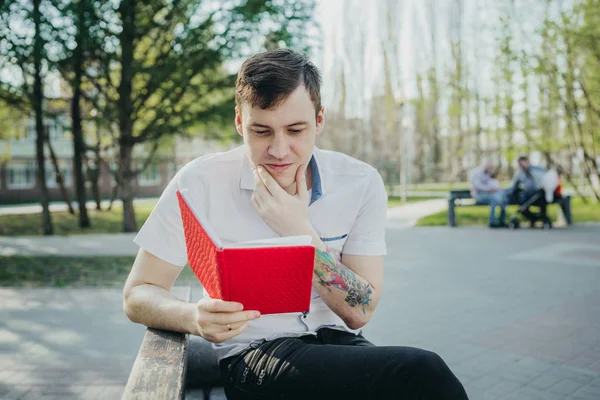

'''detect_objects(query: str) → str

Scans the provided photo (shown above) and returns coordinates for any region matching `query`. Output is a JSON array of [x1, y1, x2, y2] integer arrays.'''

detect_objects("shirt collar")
[[239, 147, 325, 205]]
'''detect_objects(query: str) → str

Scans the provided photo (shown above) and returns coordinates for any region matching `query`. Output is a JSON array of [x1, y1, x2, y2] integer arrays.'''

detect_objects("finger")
[[222, 320, 246, 332], [296, 164, 309, 201], [202, 319, 247, 336], [253, 170, 272, 200], [252, 188, 267, 205], [256, 165, 286, 198], [251, 193, 262, 212], [211, 321, 249, 343], [208, 310, 261, 325], [199, 298, 243, 313]]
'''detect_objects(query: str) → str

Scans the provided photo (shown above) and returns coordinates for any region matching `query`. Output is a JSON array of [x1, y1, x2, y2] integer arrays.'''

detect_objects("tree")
[[110, 0, 317, 232], [0, 0, 55, 234]]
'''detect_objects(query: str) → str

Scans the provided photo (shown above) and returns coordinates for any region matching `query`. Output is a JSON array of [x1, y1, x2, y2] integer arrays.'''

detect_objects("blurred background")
[[1, 2, 600, 400], [0, 0, 599, 234], [0, 0, 600, 233]]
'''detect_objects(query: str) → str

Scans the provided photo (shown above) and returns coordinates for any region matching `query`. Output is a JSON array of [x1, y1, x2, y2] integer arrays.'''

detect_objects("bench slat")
[[122, 286, 192, 400], [448, 190, 572, 227]]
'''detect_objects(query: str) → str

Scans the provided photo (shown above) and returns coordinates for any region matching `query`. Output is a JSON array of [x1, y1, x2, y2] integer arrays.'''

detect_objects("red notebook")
[[176, 189, 316, 315]]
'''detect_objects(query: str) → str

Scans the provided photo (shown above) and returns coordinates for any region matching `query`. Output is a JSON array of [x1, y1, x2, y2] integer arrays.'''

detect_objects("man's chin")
[[272, 176, 296, 194]]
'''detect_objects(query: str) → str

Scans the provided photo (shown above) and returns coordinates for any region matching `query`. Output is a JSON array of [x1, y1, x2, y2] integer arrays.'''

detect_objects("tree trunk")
[[45, 127, 74, 214], [91, 152, 102, 210], [72, 0, 90, 228], [33, 0, 53, 235], [109, 180, 119, 211], [118, 0, 137, 232]]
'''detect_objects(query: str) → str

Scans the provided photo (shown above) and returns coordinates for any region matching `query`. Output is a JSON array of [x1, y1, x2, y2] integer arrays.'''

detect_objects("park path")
[[2, 225, 600, 399]]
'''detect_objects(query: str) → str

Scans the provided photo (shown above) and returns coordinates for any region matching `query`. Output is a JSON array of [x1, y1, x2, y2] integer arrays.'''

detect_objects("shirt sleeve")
[[342, 168, 388, 256], [133, 171, 190, 267], [508, 170, 521, 194]]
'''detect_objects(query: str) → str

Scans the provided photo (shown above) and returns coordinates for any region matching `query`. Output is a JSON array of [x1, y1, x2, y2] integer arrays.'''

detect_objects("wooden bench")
[[122, 286, 228, 400], [447, 189, 573, 227]]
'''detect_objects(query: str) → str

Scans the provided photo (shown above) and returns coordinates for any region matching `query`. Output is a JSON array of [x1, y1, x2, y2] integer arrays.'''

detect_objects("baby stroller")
[[508, 173, 562, 230], [508, 189, 552, 230]]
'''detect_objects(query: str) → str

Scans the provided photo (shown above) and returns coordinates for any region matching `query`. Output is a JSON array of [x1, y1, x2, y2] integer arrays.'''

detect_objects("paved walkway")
[[0, 233, 139, 257], [2, 207, 600, 399], [0, 198, 159, 216], [386, 198, 447, 228]]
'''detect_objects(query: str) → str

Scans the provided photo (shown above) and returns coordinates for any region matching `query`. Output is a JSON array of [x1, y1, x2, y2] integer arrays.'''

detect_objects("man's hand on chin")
[[251, 164, 315, 238]]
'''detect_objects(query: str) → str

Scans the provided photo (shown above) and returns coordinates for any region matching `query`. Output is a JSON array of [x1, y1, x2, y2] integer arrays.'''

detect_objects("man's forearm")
[[312, 248, 376, 329], [123, 284, 198, 335]]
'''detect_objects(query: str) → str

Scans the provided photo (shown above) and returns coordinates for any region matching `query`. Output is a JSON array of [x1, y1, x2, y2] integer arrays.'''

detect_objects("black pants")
[[219, 328, 469, 399]]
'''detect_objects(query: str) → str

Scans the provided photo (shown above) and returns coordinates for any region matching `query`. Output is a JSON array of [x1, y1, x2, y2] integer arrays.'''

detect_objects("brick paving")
[[364, 225, 600, 400], [1, 224, 599, 399]]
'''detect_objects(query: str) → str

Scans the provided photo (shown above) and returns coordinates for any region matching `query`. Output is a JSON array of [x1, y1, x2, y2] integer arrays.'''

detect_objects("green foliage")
[[0, 99, 27, 142], [114, 0, 318, 146]]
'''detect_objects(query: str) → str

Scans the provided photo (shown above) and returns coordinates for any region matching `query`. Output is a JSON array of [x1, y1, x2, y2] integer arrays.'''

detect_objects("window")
[[47, 118, 66, 142], [138, 163, 161, 186], [22, 122, 35, 141], [46, 160, 72, 188], [7, 161, 36, 189], [21, 118, 66, 142]]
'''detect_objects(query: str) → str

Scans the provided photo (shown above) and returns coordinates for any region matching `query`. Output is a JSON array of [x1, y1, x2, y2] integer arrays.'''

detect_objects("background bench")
[[122, 286, 227, 400], [447, 189, 573, 227]]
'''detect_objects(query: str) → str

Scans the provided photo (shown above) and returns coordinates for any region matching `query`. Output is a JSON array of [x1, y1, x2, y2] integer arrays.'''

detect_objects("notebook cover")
[[176, 190, 315, 314], [176, 191, 224, 299], [221, 246, 315, 314]]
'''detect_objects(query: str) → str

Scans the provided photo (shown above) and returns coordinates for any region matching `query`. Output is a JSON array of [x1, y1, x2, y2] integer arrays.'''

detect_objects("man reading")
[[123, 48, 468, 400]]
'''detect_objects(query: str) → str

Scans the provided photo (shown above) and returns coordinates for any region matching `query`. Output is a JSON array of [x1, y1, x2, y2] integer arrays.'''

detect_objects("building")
[[0, 114, 238, 205]]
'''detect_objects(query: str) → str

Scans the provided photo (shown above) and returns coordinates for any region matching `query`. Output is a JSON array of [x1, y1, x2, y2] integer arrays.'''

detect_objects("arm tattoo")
[[314, 248, 373, 314]]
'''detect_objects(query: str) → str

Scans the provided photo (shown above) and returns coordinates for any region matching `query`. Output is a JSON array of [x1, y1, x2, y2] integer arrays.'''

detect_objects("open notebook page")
[[224, 235, 313, 248]]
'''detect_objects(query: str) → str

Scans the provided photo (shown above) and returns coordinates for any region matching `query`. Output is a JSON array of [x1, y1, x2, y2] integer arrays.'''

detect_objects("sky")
[[315, 0, 457, 119]]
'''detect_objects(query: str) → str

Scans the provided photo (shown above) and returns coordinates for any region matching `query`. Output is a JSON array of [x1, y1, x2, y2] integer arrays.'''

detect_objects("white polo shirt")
[[133, 145, 388, 361]]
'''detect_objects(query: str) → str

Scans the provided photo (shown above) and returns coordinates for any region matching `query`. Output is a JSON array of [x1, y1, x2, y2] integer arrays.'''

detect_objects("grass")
[[0, 196, 441, 236], [393, 181, 584, 193], [0, 203, 156, 236], [417, 196, 600, 226], [387, 196, 440, 207], [0, 255, 199, 288]]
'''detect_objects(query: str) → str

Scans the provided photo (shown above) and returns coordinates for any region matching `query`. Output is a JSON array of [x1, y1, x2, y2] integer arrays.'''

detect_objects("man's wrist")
[[290, 220, 326, 250], [307, 225, 327, 251]]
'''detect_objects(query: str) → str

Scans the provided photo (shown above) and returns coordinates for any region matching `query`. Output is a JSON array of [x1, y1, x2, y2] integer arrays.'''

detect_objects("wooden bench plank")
[[122, 286, 191, 400]]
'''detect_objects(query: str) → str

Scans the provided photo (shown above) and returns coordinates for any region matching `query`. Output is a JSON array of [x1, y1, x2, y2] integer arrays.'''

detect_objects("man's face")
[[235, 84, 325, 194], [518, 159, 529, 170]]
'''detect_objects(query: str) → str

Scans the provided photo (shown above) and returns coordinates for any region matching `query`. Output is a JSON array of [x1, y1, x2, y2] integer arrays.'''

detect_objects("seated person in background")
[[507, 155, 550, 226], [470, 159, 508, 228], [122, 49, 468, 399]]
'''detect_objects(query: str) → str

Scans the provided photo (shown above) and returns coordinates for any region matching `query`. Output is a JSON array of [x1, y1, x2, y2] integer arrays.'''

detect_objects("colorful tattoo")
[[314, 248, 373, 314]]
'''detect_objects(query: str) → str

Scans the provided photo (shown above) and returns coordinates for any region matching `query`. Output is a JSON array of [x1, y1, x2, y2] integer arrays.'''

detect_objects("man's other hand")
[[194, 298, 260, 343], [251, 164, 312, 237]]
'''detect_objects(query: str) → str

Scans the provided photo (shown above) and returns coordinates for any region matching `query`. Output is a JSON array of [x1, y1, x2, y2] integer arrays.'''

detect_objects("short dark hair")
[[517, 154, 529, 162], [235, 48, 322, 116]]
